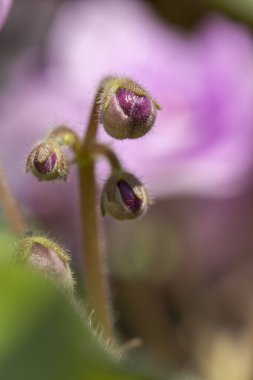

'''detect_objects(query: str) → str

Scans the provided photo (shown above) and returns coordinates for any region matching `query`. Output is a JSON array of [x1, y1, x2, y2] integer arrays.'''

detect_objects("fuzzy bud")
[[47, 126, 80, 151], [99, 77, 160, 139], [26, 140, 69, 181], [15, 236, 74, 291], [101, 172, 149, 220]]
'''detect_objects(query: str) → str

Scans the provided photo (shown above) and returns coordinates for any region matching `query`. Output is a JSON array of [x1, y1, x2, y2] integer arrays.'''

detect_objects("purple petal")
[[118, 180, 142, 213], [116, 88, 152, 125], [0, 0, 12, 30], [34, 152, 57, 175]]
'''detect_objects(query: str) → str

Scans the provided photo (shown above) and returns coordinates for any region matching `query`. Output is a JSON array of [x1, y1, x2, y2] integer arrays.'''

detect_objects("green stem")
[[78, 87, 115, 342]]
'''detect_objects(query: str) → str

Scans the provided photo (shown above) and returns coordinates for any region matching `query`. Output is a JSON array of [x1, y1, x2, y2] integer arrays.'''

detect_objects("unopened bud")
[[99, 77, 160, 139], [101, 172, 149, 220], [26, 140, 69, 181], [15, 236, 74, 291], [47, 126, 80, 151]]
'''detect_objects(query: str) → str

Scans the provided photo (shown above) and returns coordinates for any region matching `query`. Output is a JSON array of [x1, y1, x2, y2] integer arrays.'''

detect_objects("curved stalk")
[[0, 163, 26, 234]]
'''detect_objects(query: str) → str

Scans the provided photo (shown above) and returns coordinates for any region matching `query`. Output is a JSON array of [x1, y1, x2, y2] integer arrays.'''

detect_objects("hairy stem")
[[84, 90, 101, 145], [0, 163, 26, 234], [78, 86, 114, 342], [116, 338, 142, 355]]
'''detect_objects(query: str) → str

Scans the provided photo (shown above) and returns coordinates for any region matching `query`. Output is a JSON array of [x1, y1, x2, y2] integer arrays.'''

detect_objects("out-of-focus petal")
[[0, 0, 253, 228], [0, 0, 12, 30]]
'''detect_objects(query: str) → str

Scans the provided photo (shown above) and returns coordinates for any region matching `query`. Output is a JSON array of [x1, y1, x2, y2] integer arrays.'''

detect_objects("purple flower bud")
[[47, 125, 80, 151], [116, 88, 152, 125], [26, 140, 69, 181], [15, 235, 74, 291], [101, 172, 149, 220], [99, 77, 160, 139], [117, 179, 143, 214], [33, 151, 57, 175]]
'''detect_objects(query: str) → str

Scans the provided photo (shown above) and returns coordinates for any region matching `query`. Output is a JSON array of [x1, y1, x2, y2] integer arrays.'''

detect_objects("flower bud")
[[15, 235, 74, 291], [101, 172, 149, 220], [99, 77, 160, 139], [47, 126, 80, 151], [26, 140, 69, 181]]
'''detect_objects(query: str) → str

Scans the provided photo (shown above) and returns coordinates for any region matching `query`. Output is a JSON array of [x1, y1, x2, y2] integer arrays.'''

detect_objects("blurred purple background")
[[2, 0, 253, 377]]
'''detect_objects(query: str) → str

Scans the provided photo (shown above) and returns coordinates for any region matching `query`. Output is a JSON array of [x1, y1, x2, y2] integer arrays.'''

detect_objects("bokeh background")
[[2, 0, 253, 379]]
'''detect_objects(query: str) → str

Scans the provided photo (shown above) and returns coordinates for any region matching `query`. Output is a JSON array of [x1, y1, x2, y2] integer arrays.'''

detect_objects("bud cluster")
[[26, 78, 159, 221], [19, 75, 160, 349]]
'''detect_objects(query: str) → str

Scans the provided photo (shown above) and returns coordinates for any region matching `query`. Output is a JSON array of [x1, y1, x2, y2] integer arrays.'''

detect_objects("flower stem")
[[0, 163, 26, 234], [78, 87, 115, 342]]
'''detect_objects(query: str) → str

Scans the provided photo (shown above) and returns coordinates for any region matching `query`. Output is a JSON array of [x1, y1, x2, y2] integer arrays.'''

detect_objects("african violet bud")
[[101, 172, 150, 220], [47, 126, 80, 151], [26, 140, 69, 181], [99, 77, 160, 139], [15, 235, 74, 291]]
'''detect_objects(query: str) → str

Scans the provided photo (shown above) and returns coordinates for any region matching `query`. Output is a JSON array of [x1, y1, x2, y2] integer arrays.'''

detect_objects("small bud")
[[47, 126, 80, 151], [15, 236, 74, 291], [99, 77, 160, 139], [101, 172, 149, 220], [26, 140, 69, 181]]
